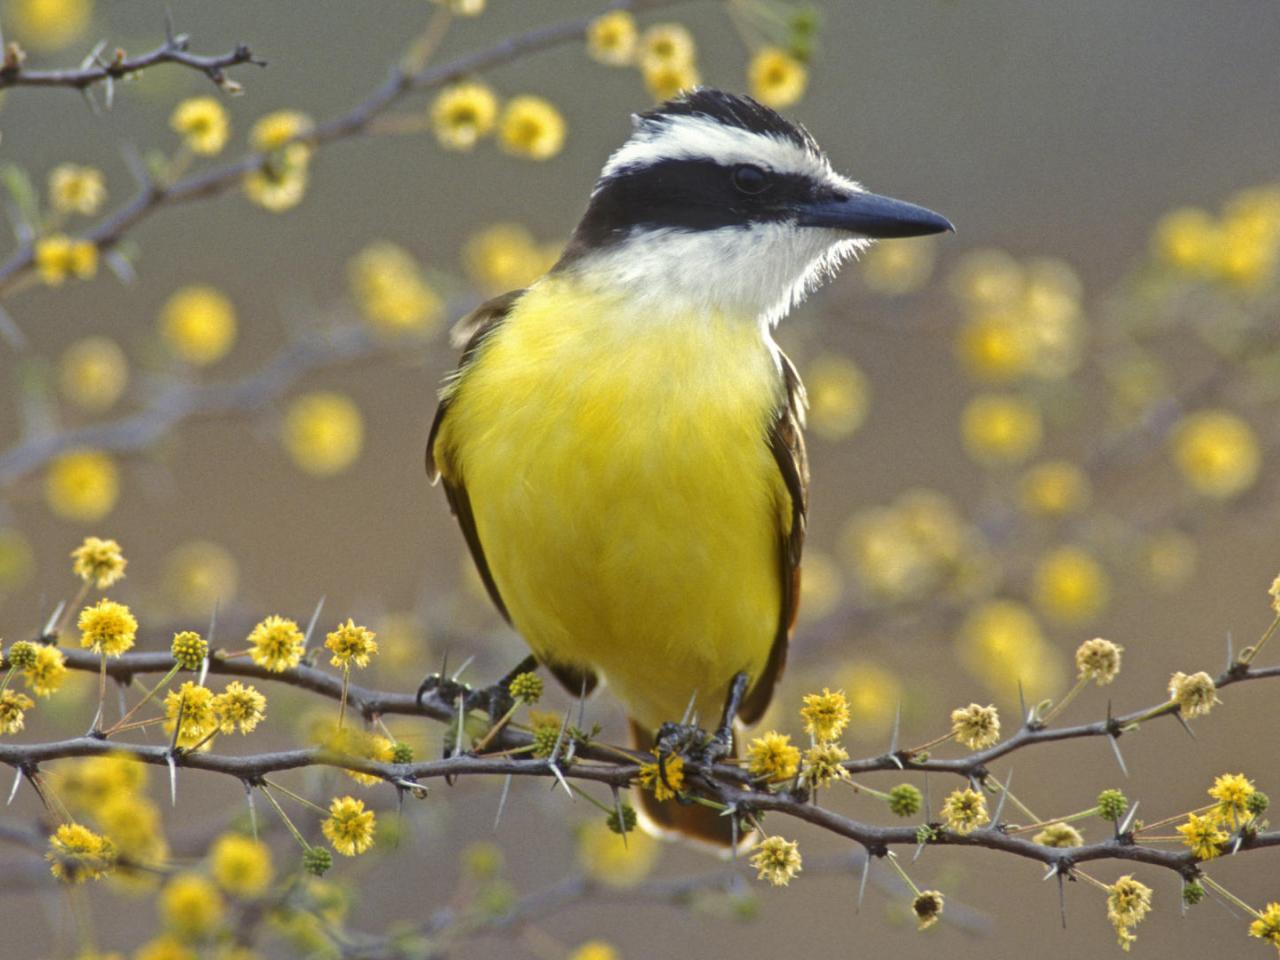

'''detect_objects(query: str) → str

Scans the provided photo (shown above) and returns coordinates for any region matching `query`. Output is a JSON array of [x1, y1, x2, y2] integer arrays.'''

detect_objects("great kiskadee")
[[428, 89, 951, 845]]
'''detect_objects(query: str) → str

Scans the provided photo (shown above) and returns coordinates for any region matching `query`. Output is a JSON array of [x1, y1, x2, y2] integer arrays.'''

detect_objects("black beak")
[[797, 190, 954, 238]]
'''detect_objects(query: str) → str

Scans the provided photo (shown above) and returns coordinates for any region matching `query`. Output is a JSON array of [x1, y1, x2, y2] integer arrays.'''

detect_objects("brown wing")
[[738, 350, 809, 724], [426, 290, 599, 698]]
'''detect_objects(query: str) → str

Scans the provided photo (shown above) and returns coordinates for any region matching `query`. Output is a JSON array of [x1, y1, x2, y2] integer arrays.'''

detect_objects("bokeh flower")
[[210, 833, 274, 897], [283, 392, 364, 476], [1171, 410, 1260, 500], [430, 82, 499, 151], [748, 48, 807, 108], [48, 164, 106, 216], [171, 97, 231, 155], [586, 11, 637, 66], [45, 449, 119, 521], [71, 536, 126, 588], [499, 96, 566, 160], [59, 336, 129, 412]]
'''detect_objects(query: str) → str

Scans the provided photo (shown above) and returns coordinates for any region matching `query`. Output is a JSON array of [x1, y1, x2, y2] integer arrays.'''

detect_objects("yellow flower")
[[247, 615, 305, 672], [35, 233, 97, 285], [171, 97, 230, 156], [0, 688, 35, 734], [1032, 545, 1110, 625], [47, 822, 116, 883], [568, 943, 619, 960], [164, 682, 219, 750], [749, 835, 802, 886], [78, 599, 137, 657], [462, 223, 558, 294], [957, 598, 1062, 698], [639, 23, 696, 71], [46, 449, 119, 521], [283, 392, 364, 475], [320, 726, 394, 787], [1075, 637, 1122, 685], [1177, 811, 1228, 861], [1171, 410, 1260, 499], [348, 242, 443, 336], [746, 731, 801, 782], [251, 110, 312, 152], [499, 95, 566, 160], [1168, 670, 1219, 719], [97, 791, 166, 862], [1249, 902, 1280, 952], [430, 82, 499, 151], [748, 47, 807, 108], [801, 741, 851, 789], [586, 11, 637, 66], [961, 393, 1042, 466], [1270, 574, 1280, 614], [912, 890, 945, 930], [5, 0, 92, 52], [1208, 773, 1255, 822], [48, 164, 106, 216], [164, 541, 240, 617], [160, 286, 237, 366], [837, 661, 903, 741], [1020, 461, 1090, 516], [805, 354, 870, 440], [1152, 207, 1220, 275], [210, 833, 274, 897], [1106, 875, 1152, 951], [637, 751, 685, 802], [161, 872, 226, 939], [243, 148, 310, 212], [59, 336, 129, 412], [70, 536, 126, 589], [950, 703, 1000, 750], [861, 238, 937, 296], [956, 312, 1031, 383], [800, 688, 850, 742], [940, 787, 989, 834], [325, 619, 378, 669], [643, 60, 700, 102], [322, 796, 377, 856], [213, 681, 266, 734], [23, 644, 67, 697], [576, 817, 659, 888], [134, 937, 196, 960], [1033, 822, 1083, 847]]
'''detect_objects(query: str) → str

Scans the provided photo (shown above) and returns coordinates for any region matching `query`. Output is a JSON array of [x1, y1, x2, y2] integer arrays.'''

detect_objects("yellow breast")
[[436, 276, 789, 730]]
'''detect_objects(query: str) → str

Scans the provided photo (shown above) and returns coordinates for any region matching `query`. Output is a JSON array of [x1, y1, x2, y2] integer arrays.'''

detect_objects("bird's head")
[[556, 88, 952, 326]]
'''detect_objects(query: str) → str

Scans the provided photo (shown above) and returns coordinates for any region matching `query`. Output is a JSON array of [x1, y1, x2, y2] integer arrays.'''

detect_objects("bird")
[[427, 88, 951, 846]]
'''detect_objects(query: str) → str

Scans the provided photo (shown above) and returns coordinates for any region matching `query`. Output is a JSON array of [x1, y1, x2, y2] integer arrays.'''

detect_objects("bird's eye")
[[732, 164, 770, 195]]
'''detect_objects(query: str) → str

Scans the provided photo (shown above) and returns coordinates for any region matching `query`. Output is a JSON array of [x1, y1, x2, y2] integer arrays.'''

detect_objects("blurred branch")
[[0, 0, 688, 297], [0, 27, 262, 93]]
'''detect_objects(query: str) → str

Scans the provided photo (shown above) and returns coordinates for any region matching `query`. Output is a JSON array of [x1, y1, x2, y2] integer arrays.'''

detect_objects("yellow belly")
[[437, 277, 789, 731]]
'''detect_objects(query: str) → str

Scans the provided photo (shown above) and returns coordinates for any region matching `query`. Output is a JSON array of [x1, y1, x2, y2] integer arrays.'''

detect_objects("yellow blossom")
[[322, 796, 377, 856], [1106, 875, 1152, 951], [861, 237, 937, 296], [1153, 207, 1220, 275], [1169, 670, 1219, 719], [164, 682, 219, 750], [160, 286, 237, 366], [749, 835, 801, 886], [70, 535, 127, 589], [639, 23, 696, 71], [800, 688, 850, 742], [586, 10, 637, 66], [956, 312, 1031, 383], [135, 937, 196, 960], [59, 336, 129, 412], [746, 731, 801, 782], [1034, 822, 1084, 847], [213, 681, 266, 734], [1270, 574, 1280, 614], [950, 703, 1000, 750], [0, 688, 35, 733], [161, 872, 226, 939], [243, 148, 310, 212], [941, 787, 989, 834], [1208, 773, 1255, 823], [499, 95, 566, 160], [325, 619, 378, 669], [1075, 637, 1122, 685], [961, 393, 1042, 466], [171, 97, 230, 155], [430, 82, 499, 150], [805, 354, 869, 440], [348, 242, 443, 336], [210, 833, 274, 897], [164, 541, 239, 617], [1033, 545, 1110, 625], [801, 741, 851, 789], [1171, 409, 1260, 499], [1177, 812, 1228, 860], [97, 791, 166, 863], [462, 222, 558, 294], [35, 233, 97, 285], [247, 615, 305, 672], [912, 890, 945, 930], [637, 751, 685, 802], [283, 392, 364, 476], [748, 47, 807, 108], [46, 449, 119, 521], [1020, 461, 1091, 516], [48, 163, 106, 216], [47, 822, 116, 883], [6, 0, 92, 51], [78, 599, 137, 657], [576, 817, 659, 888], [958, 598, 1062, 697], [643, 60, 700, 101], [251, 110, 312, 151], [1249, 902, 1280, 952], [568, 943, 619, 960], [22, 644, 67, 697]]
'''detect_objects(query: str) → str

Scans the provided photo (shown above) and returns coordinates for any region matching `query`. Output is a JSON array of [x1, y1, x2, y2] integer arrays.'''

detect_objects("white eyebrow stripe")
[[599, 113, 832, 184]]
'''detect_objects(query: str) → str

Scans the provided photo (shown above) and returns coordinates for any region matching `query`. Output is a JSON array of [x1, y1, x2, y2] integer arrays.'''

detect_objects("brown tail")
[[629, 719, 747, 851]]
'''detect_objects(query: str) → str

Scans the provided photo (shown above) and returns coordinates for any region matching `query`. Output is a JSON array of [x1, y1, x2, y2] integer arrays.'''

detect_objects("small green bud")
[[789, 8, 820, 36], [1182, 880, 1205, 906], [391, 741, 414, 764], [170, 631, 208, 671], [606, 803, 638, 835], [531, 725, 559, 758], [1097, 788, 1129, 821], [1246, 790, 1270, 815], [915, 824, 937, 844], [302, 846, 332, 876], [508, 671, 543, 704], [6, 640, 38, 668], [888, 783, 924, 818]]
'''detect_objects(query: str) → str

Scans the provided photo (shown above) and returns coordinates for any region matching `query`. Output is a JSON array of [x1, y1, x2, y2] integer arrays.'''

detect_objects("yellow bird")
[[428, 89, 950, 845]]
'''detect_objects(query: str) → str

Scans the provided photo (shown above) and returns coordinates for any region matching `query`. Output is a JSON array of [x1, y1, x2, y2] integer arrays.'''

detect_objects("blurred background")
[[2, 0, 1279, 958]]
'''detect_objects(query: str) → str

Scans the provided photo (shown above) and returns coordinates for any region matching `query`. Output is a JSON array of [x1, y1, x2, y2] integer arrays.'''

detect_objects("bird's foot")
[[418, 655, 540, 766], [654, 671, 750, 766]]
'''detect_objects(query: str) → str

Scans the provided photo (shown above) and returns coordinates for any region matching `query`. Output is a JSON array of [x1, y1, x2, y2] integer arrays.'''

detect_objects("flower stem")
[[259, 784, 312, 852], [102, 663, 180, 736], [885, 851, 922, 897], [1038, 676, 1088, 726], [1201, 875, 1263, 918], [1240, 614, 1280, 666]]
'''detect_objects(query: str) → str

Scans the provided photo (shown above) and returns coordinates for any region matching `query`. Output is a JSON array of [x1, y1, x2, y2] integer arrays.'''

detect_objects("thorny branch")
[[1, 642, 1278, 884]]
